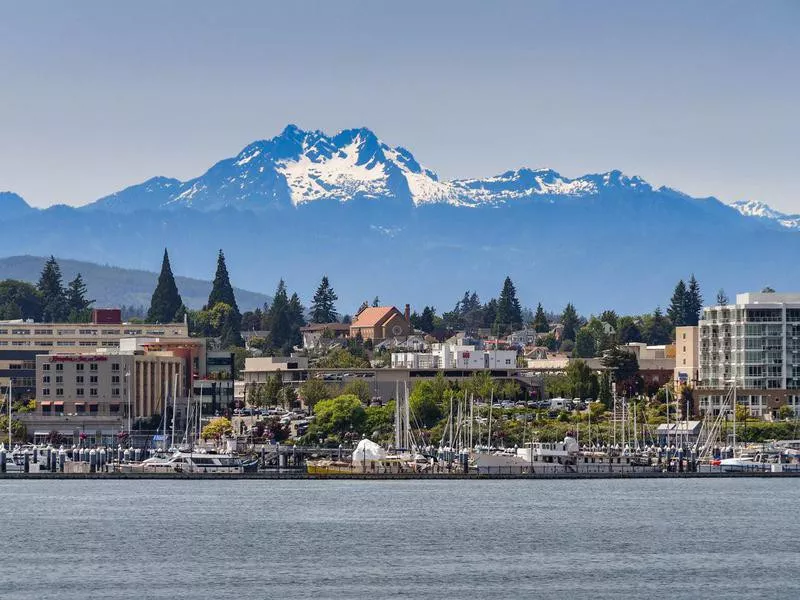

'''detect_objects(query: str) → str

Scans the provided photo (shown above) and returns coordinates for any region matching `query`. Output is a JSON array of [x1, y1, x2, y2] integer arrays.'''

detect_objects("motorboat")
[[121, 450, 245, 474]]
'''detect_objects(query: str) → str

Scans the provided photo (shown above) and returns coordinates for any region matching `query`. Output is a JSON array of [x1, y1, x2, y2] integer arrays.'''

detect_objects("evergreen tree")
[[532, 303, 549, 333], [667, 280, 688, 327], [616, 316, 642, 344], [266, 280, 292, 352], [716, 289, 729, 305], [208, 249, 239, 316], [685, 274, 703, 326], [65, 273, 94, 322], [419, 306, 436, 333], [37, 256, 68, 322], [560, 302, 579, 342], [493, 276, 523, 335], [147, 249, 184, 323], [287, 292, 306, 350], [219, 306, 244, 348], [309, 276, 338, 323], [573, 328, 596, 358], [645, 307, 673, 345], [482, 298, 498, 329]]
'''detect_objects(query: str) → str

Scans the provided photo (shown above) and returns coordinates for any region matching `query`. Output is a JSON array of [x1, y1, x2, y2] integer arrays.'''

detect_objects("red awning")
[[74, 402, 86, 407], [53, 401, 64, 406], [39, 401, 51, 407]]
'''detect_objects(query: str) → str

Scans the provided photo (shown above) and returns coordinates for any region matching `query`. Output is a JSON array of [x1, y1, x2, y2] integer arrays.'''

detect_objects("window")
[[76, 376, 84, 384], [90, 363, 98, 371], [54, 404, 64, 414], [34, 329, 53, 335], [42, 388, 50, 396], [55, 364, 63, 371], [111, 363, 120, 372], [55, 388, 63, 396], [109, 404, 120, 413], [76, 388, 84, 397], [89, 388, 98, 397], [42, 404, 51, 414], [90, 376, 98, 384], [111, 388, 120, 396], [55, 375, 63, 383], [11, 329, 30, 335], [42, 364, 50, 371], [42, 376, 50, 384], [111, 375, 120, 384], [76, 404, 85, 414], [89, 404, 98, 414], [76, 364, 84, 371]]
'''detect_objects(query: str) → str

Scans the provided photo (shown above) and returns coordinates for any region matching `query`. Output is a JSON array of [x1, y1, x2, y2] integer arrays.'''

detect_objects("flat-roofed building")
[[0, 311, 188, 404], [698, 292, 800, 418]]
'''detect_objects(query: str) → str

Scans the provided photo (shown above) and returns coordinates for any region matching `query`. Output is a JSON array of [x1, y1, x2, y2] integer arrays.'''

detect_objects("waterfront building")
[[698, 292, 800, 417], [0, 308, 188, 404], [24, 348, 184, 444]]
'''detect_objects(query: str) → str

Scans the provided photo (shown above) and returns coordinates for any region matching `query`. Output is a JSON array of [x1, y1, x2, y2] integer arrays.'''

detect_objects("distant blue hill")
[[0, 125, 797, 315]]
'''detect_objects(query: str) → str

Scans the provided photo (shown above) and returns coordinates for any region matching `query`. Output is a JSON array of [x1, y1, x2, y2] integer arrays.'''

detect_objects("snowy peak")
[[731, 200, 800, 230]]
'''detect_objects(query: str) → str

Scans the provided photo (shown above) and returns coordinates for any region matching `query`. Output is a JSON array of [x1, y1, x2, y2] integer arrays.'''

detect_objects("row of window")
[[40, 388, 119, 397], [41, 404, 121, 414], [41, 375, 114, 384], [42, 363, 104, 371]]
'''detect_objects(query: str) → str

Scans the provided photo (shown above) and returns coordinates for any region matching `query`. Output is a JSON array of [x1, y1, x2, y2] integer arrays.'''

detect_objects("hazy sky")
[[1, 1, 798, 210]]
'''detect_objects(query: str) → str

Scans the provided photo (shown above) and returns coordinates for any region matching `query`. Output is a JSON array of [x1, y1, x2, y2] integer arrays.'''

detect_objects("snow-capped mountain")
[[86, 125, 678, 212], [3, 124, 800, 314], [730, 200, 800, 230]]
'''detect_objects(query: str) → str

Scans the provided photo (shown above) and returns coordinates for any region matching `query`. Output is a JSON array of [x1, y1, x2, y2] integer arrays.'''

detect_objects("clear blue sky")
[[1, 0, 798, 211]]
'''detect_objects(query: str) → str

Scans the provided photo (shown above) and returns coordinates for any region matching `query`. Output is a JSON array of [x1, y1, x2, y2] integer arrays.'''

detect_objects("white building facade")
[[698, 292, 800, 417], [391, 344, 517, 370]]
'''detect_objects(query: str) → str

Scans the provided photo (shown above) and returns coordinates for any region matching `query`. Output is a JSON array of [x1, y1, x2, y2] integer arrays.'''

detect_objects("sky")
[[1, 0, 798, 211]]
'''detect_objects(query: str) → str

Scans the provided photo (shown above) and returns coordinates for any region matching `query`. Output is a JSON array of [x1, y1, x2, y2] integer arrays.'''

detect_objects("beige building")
[[0, 312, 188, 404], [24, 349, 184, 442], [674, 326, 699, 389]]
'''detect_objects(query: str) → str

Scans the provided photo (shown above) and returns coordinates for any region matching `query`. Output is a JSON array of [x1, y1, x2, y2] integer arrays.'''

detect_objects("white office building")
[[391, 344, 517, 370], [698, 292, 800, 417]]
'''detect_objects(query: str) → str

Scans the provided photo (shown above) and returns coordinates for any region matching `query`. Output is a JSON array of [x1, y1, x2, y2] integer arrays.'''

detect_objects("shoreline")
[[2, 470, 799, 481]]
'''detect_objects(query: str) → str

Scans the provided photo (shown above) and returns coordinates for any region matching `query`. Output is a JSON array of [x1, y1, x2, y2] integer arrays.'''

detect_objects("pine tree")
[[532, 303, 549, 333], [561, 303, 579, 342], [65, 273, 94, 322], [219, 306, 244, 348], [667, 280, 688, 327], [147, 249, 184, 323], [309, 276, 338, 323], [493, 276, 523, 336], [685, 274, 703, 326], [208, 249, 239, 316], [287, 292, 306, 350], [646, 307, 673, 345], [716, 289, 729, 305], [37, 256, 68, 322], [266, 280, 292, 351]]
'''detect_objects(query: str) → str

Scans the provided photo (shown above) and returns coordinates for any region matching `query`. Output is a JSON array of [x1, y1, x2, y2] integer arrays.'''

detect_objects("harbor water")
[[1, 478, 798, 599]]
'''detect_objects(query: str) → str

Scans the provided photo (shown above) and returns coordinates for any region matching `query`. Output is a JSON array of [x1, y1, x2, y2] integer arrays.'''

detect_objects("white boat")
[[123, 450, 244, 474], [475, 436, 657, 474]]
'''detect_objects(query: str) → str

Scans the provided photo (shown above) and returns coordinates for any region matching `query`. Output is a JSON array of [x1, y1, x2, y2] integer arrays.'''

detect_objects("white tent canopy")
[[352, 438, 386, 464]]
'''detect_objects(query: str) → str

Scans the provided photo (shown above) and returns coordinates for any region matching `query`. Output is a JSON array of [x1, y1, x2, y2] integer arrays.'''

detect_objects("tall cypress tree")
[[494, 276, 523, 335], [147, 249, 184, 323], [309, 275, 338, 323], [37, 256, 68, 322], [208, 249, 239, 316], [532, 303, 549, 333], [266, 280, 291, 351], [667, 280, 688, 327], [65, 273, 94, 322], [685, 274, 703, 326]]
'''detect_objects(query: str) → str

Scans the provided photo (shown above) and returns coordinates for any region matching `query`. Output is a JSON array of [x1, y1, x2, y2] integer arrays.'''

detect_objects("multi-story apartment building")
[[674, 326, 700, 389], [0, 309, 188, 403], [698, 292, 800, 417], [391, 343, 518, 370]]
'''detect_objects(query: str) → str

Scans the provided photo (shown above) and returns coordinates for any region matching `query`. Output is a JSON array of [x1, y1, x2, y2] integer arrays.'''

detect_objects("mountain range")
[[1, 125, 798, 314]]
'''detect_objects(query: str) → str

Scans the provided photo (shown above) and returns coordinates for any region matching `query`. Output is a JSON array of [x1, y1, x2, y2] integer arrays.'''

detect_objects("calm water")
[[1, 478, 798, 599]]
